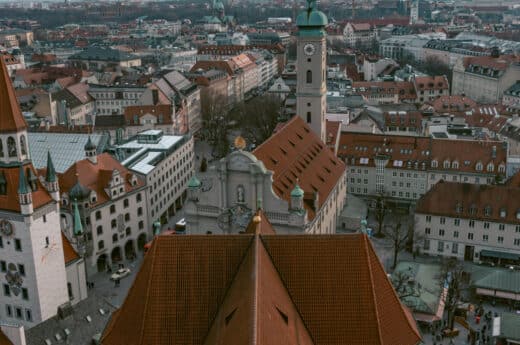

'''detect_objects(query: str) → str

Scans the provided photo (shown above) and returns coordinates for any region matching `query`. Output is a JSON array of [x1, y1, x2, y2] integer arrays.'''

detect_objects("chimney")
[[152, 89, 159, 105]]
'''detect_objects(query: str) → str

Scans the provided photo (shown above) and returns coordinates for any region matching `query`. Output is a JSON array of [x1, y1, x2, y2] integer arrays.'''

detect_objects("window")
[[98, 240, 104, 250], [3, 284, 11, 296], [43, 215, 46, 223], [469, 220, 475, 228], [483, 234, 488, 242], [110, 205, 116, 214], [21, 288, 28, 300], [306, 70, 312, 83], [499, 224, 505, 231], [515, 239, 520, 246], [423, 239, 430, 250], [17, 264, 25, 276], [454, 231, 459, 238], [95, 211, 102, 220], [97, 226, 103, 235], [0, 236, 2, 248], [15, 307, 22, 319], [498, 236, 504, 244], [14, 238, 21, 251], [5, 305, 11, 317], [136, 193, 142, 202], [125, 227, 131, 236], [67, 282, 73, 299], [426, 215, 431, 223], [468, 233, 474, 240], [306, 112, 311, 123], [137, 207, 143, 216], [112, 234, 118, 243], [516, 226, 520, 233], [440, 217, 446, 225], [452, 243, 458, 254], [25, 309, 32, 322], [439, 229, 445, 237], [484, 222, 490, 229], [425, 228, 431, 235], [123, 199, 129, 208], [139, 221, 144, 230], [124, 213, 130, 222], [454, 219, 460, 226], [7, 137, 16, 157], [437, 241, 444, 253], [0, 261, 5, 272]]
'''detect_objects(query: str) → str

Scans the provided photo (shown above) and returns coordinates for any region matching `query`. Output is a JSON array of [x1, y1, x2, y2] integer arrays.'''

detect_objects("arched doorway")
[[124, 240, 135, 260], [137, 233, 147, 252], [97, 254, 108, 272], [111, 247, 122, 263]]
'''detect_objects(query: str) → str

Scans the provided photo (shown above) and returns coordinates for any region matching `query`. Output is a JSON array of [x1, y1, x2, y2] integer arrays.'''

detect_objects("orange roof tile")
[[58, 153, 144, 207], [123, 105, 173, 125], [101, 233, 421, 345], [416, 181, 520, 225], [244, 209, 276, 235], [61, 232, 80, 265], [253, 116, 345, 220], [0, 57, 27, 132]]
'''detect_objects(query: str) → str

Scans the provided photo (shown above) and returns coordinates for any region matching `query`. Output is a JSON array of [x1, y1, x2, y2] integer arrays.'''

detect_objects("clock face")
[[304, 43, 316, 56], [0, 220, 14, 237]]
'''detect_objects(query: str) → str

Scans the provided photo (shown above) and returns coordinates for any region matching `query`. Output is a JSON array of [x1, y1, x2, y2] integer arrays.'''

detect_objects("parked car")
[[110, 267, 131, 281]]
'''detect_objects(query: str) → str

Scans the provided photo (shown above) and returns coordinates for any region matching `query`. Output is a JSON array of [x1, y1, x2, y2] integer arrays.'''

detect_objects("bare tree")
[[233, 94, 281, 145], [384, 216, 423, 269], [374, 193, 389, 238], [391, 270, 422, 299], [201, 91, 230, 159], [438, 258, 467, 331]]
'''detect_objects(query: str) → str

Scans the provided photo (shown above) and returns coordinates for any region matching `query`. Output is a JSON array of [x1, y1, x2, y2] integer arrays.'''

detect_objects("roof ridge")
[[362, 234, 385, 345], [252, 115, 299, 154], [138, 235, 159, 345], [201, 236, 256, 344], [258, 235, 316, 344], [252, 235, 259, 345]]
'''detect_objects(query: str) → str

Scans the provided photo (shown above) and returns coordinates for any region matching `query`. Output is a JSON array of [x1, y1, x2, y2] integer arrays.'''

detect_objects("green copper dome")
[[291, 183, 304, 198], [296, 10, 328, 28], [187, 175, 201, 188]]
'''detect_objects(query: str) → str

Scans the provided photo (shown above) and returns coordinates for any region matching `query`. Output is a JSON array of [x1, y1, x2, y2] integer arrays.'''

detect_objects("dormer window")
[[498, 164, 505, 173], [476, 162, 483, 171], [500, 208, 506, 218], [90, 192, 97, 204], [487, 163, 494, 172], [452, 161, 459, 169], [484, 206, 492, 217], [469, 204, 477, 215], [431, 160, 438, 168], [517, 210, 520, 220], [443, 160, 450, 169], [455, 202, 463, 213]]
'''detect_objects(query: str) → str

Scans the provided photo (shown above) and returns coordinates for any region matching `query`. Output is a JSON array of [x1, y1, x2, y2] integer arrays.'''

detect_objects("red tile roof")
[[101, 233, 421, 345], [253, 116, 345, 220], [61, 233, 80, 265], [429, 95, 477, 113], [416, 181, 520, 225], [0, 57, 27, 132], [413, 76, 449, 91], [462, 55, 519, 72], [352, 81, 417, 101], [58, 153, 144, 207], [123, 105, 173, 125]]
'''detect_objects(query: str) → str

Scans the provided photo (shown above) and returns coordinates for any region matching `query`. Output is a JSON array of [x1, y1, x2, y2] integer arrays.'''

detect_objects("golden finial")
[[234, 136, 246, 150], [253, 214, 261, 224]]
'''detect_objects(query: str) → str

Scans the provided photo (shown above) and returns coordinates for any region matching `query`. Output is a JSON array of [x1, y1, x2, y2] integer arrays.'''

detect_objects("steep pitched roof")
[[0, 329, 13, 345], [253, 116, 345, 220], [101, 233, 421, 345], [0, 57, 27, 133], [61, 232, 80, 265], [244, 209, 276, 235]]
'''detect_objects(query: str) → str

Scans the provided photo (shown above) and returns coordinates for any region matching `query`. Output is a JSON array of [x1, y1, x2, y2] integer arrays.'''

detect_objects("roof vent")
[[55, 333, 62, 342], [225, 308, 237, 325], [99, 308, 105, 315], [44, 340, 52, 345], [86, 315, 92, 323], [276, 307, 288, 324], [64, 328, 71, 336]]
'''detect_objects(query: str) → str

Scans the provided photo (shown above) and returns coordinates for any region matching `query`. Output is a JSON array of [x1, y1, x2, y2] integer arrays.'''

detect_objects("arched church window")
[[20, 135, 27, 155], [7, 137, 16, 157], [0, 139, 3, 157], [306, 70, 312, 84]]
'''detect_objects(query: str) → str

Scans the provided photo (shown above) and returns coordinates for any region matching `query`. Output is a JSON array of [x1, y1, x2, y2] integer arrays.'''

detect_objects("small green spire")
[[73, 199, 83, 236], [84, 136, 96, 151], [291, 183, 304, 198], [46, 151, 57, 183], [17, 165, 29, 194], [188, 175, 201, 188]]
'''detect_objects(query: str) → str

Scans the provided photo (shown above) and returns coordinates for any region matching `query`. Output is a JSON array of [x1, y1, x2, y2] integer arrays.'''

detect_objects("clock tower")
[[296, 0, 328, 142]]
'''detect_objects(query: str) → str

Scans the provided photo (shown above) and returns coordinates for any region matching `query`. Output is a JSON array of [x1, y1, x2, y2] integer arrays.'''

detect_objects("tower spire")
[[0, 56, 27, 133], [46, 151, 57, 183], [73, 199, 83, 236]]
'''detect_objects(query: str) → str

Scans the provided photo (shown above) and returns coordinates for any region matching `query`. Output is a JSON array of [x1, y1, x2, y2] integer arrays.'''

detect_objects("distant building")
[[502, 81, 520, 113], [343, 23, 377, 48], [69, 47, 141, 70], [88, 84, 146, 116], [416, 181, 520, 263]]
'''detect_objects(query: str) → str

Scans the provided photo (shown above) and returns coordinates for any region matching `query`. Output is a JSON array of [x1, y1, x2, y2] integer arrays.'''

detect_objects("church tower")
[[296, 0, 328, 142], [0, 58, 68, 329]]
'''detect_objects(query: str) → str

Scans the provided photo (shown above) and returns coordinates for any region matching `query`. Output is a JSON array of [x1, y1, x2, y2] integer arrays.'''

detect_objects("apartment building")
[[53, 83, 95, 125], [416, 181, 520, 264], [117, 130, 194, 228], [412, 76, 449, 103], [88, 84, 146, 116], [69, 47, 141, 70], [502, 81, 520, 112], [350, 81, 417, 105], [123, 105, 176, 137], [338, 132, 507, 205], [452, 55, 520, 104], [343, 22, 377, 48]]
